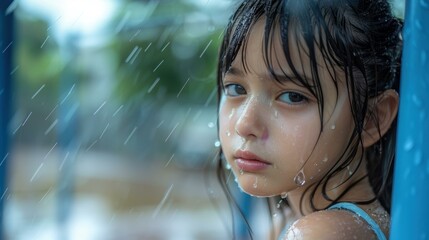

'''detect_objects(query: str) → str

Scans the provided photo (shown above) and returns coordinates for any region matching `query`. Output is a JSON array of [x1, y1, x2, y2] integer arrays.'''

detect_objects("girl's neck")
[[286, 155, 375, 216]]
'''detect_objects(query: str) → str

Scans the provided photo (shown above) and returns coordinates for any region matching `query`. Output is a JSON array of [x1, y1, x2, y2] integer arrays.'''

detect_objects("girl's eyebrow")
[[226, 66, 300, 83]]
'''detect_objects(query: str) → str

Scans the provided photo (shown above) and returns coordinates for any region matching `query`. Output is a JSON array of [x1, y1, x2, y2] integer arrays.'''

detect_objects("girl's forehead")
[[231, 17, 319, 81]]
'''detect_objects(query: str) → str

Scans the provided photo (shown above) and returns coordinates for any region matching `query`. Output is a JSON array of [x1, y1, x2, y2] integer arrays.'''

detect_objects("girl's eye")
[[278, 92, 307, 104], [224, 84, 246, 96]]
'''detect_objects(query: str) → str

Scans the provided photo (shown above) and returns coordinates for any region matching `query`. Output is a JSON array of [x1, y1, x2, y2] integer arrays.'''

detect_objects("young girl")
[[216, 0, 402, 239]]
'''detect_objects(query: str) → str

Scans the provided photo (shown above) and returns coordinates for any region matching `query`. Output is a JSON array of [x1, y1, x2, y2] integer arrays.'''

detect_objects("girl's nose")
[[234, 97, 268, 140]]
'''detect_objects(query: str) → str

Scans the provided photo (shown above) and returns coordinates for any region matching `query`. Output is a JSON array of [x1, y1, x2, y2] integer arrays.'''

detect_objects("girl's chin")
[[235, 175, 281, 197]]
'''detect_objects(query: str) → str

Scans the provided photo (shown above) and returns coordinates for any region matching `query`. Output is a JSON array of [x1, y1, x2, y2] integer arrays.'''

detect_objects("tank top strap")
[[328, 202, 387, 240]]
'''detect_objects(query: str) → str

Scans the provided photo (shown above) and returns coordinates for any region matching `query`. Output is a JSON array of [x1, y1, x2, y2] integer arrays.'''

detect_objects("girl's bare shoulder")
[[281, 209, 378, 240]]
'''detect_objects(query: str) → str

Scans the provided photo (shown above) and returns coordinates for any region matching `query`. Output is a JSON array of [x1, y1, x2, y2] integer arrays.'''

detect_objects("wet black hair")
[[215, 0, 402, 238]]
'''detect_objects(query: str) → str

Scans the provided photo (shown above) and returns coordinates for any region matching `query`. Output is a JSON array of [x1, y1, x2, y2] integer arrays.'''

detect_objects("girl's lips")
[[234, 150, 271, 172]]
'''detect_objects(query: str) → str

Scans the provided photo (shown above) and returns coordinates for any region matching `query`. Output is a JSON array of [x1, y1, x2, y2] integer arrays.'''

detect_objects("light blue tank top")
[[329, 202, 387, 240], [278, 202, 387, 240]]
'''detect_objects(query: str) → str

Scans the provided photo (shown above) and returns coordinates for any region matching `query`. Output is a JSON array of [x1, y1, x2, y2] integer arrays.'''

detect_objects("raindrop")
[[5, 0, 18, 15], [10, 65, 19, 75], [44, 119, 58, 135], [31, 84, 46, 99], [176, 77, 190, 98], [40, 36, 50, 48], [30, 162, 45, 182], [147, 77, 161, 93], [43, 143, 57, 161], [45, 105, 58, 120], [59, 151, 69, 171], [404, 138, 414, 151], [199, 39, 213, 58], [165, 154, 175, 167], [93, 101, 107, 115], [99, 123, 110, 139], [129, 29, 141, 42], [0, 153, 9, 167], [204, 88, 217, 107], [153, 60, 164, 72], [125, 46, 142, 64], [214, 140, 221, 147], [165, 123, 179, 143], [21, 112, 32, 126], [161, 41, 170, 52], [60, 84, 75, 105], [1, 187, 8, 200], [144, 42, 153, 52], [112, 105, 124, 117], [294, 169, 306, 186], [85, 140, 98, 152], [2, 41, 12, 53], [152, 184, 174, 218], [331, 124, 336, 130], [208, 122, 215, 128], [124, 127, 138, 145]]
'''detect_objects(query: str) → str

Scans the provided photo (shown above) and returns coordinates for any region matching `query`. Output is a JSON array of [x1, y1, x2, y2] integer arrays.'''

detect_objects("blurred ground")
[[5, 145, 232, 240]]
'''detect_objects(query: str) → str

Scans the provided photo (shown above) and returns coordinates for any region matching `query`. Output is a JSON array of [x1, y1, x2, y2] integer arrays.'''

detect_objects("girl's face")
[[219, 19, 356, 197]]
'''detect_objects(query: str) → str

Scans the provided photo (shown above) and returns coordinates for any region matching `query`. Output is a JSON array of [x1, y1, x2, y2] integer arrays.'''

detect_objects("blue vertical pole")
[[391, 1, 429, 239], [0, 1, 14, 240]]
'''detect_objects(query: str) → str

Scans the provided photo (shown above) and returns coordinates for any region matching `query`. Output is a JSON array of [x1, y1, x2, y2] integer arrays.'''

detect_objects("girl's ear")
[[362, 89, 399, 147]]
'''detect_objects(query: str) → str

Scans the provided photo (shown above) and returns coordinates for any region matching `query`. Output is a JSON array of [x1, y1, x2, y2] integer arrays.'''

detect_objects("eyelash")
[[223, 83, 308, 105]]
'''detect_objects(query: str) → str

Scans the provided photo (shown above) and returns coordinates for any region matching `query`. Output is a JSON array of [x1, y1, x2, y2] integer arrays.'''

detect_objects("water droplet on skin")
[[322, 156, 328, 162], [208, 122, 215, 128], [214, 141, 221, 147], [274, 110, 278, 118], [239, 169, 244, 175], [273, 213, 278, 218], [281, 192, 288, 198], [294, 169, 305, 186], [229, 108, 235, 119], [226, 131, 231, 136], [331, 124, 336, 130], [253, 177, 258, 188], [225, 163, 231, 170]]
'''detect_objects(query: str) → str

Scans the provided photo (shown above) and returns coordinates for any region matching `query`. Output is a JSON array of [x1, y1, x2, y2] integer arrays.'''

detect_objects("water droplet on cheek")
[[229, 108, 235, 119], [239, 169, 244, 175], [294, 170, 306, 186], [280, 192, 288, 198], [330, 124, 336, 130], [274, 110, 278, 118], [226, 130, 231, 136]]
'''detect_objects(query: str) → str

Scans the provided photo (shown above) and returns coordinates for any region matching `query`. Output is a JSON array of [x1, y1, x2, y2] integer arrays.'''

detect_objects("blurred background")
[[1, 0, 239, 239], [0, 0, 405, 239]]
